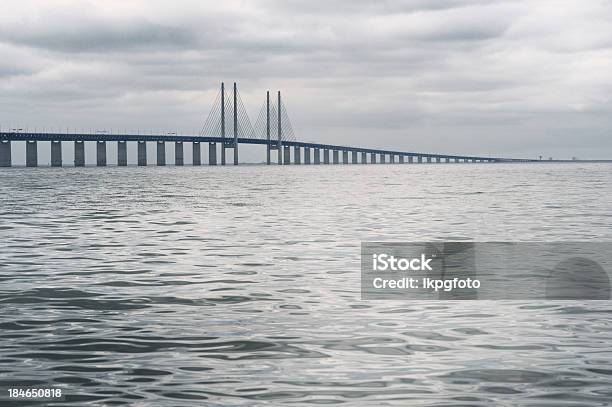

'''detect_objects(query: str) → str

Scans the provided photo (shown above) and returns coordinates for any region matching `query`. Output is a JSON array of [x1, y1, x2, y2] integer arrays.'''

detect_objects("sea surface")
[[1, 163, 611, 406]]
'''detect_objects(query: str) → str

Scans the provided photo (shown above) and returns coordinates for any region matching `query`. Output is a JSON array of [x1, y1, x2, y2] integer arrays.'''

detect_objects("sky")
[[1, 0, 612, 162]]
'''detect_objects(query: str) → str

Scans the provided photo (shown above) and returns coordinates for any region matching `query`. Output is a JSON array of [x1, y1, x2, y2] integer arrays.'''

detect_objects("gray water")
[[1, 163, 611, 406]]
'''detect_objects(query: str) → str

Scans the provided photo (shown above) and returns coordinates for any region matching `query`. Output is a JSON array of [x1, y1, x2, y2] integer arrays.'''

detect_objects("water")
[[1, 163, 611, 406]]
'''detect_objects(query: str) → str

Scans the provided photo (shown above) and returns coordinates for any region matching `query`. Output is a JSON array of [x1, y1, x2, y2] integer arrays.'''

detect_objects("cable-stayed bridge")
[[0, 82, 536, 167]]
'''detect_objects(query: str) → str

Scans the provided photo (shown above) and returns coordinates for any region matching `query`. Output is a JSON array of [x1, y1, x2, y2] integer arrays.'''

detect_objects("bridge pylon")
[[220, 82, 239, 165]]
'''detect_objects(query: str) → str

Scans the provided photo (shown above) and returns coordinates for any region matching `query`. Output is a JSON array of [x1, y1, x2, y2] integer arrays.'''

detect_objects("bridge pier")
[[175, 142, 184, 166], [268, 145, 281, 165], [445, 157, 449, 163], [138, 141, 147, 166], [283, 145, 291, 165], [294, 146, 301, 164], [408, 156, 413, 163], [208, 143, 217, 165], [304, 147, 310, 164], [51, 141, 62, 167], [333, 150, 339, 164], [117, 141, 127, 166], [399, 155, 404, 164], [221, 142, 238, 165], [417, 156, 423, 163], [351, 151, 358, 164], [361, 152, 366, 164], [314, 148, 320, 164], [343, 150, 348, 164], [266, 144, 283, 165], [380, 153, 385, 164], [390, 154, 395, 164], [0, 140, 11, 167], [193, 142, 201, 165], [324, 149, 330, 164], [96, 141, 107, 166], [26, 141, 37, 167], [74, 141, 85, 167], [425, 156, 431, 163], [371, 153, 376, 164], [157, 141, 166, 166]]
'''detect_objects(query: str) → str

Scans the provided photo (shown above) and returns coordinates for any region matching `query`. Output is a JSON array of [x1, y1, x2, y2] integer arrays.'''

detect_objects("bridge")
[[0, 82, 535, 167]]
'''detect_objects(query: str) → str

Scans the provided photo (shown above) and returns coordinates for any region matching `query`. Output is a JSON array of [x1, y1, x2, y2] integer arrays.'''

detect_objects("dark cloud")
[[1, 0, 611, 160]]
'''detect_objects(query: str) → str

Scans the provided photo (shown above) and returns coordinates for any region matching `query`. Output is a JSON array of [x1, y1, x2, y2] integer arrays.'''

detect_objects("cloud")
[[1, 0, 612, 159]]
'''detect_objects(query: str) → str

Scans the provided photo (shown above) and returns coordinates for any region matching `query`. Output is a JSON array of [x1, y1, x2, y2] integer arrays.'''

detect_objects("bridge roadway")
[[0, 131, 536, 167]]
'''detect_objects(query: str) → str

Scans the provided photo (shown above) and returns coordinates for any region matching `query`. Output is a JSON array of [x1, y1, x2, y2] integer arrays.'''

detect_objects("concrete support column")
[[361, 152, 367, 164], [51, 141, 62, 167], [138, 141, 147, 166], [192, 142, 201, 166], [418, 156, 423, 163], [208, 143, 217, 165], [390, 155, 395, 164], [75, 141, 85, 167], [408, 156, 413, 163], [436, 157, 441, 163], [96, 141, 107, 166], [314, 148, 320, 164], [283, 145, 291, 165], [304, 147, 310, 164], [352, 151, 358, 164], [371, 153, 377, 164], [333, 150, 339, 164], [0, 140, 11, 167], [26, 141, 37, 167], [399, 155, 404, 164], [380, 153, 385, 164], [294, 146, 301, 164], [445, 157, 449, 163], [157, 141, 166, 166], [117, 141, 127, 166], [342, 150, 348, 164], [324, 149, 330, 164], [175, 141, 184, 166], [427, 157, 432, 163]]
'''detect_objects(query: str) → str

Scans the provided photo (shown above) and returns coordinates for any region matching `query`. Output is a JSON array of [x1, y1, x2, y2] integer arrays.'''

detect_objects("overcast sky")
[[2, 0, 612, 160]]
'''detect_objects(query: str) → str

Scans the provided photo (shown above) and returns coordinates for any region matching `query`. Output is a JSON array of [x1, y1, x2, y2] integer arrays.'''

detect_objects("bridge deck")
[[0, 132, 530, 162]]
